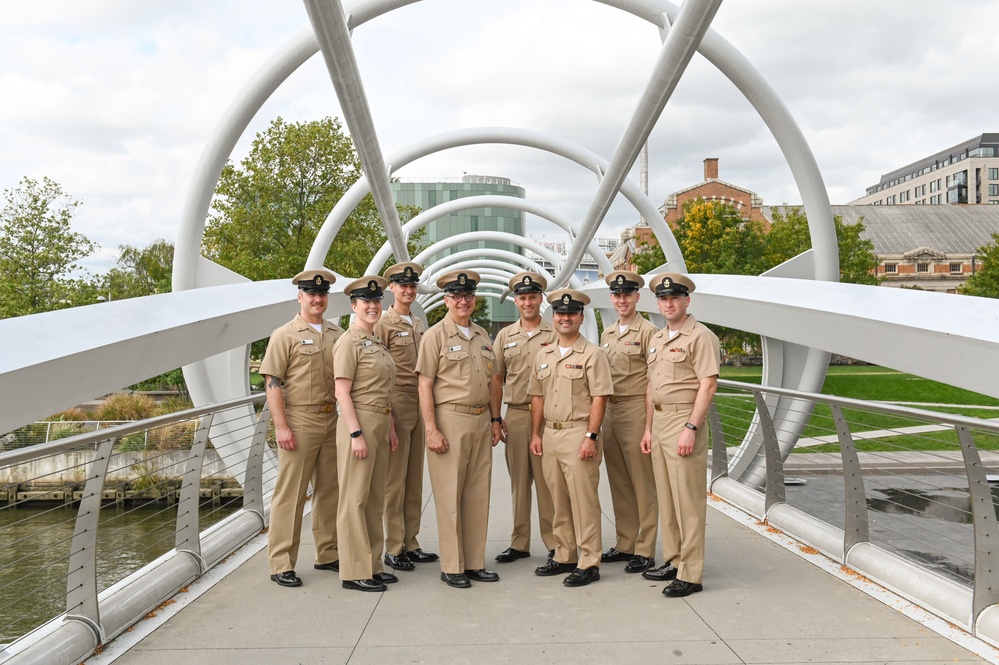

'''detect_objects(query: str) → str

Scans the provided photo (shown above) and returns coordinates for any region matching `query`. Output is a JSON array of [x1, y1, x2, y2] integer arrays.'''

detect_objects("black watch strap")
[[350, 429, 363, 438], [491, 417, 502, 423], [684, 422, 697, 431]]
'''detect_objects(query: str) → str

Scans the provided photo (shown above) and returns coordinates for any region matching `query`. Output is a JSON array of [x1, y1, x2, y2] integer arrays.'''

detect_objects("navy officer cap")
[[649, 272, 696, 298], [547, 288, 590, 313], [344, 275, 388, 300], [436, 269, 480, 293], [605, 270, 644, 293], [292, 268, 336, 293], [509, 270, 547, 294], [383, 261, 423, 284]]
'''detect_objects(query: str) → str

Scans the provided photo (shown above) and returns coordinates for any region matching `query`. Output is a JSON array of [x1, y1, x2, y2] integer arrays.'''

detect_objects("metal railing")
[[709, 379, 999, 644], [0, 394, 273, 665]]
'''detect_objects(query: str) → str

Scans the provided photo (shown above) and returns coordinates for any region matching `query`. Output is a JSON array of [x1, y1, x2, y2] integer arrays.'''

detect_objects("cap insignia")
[[314, 275, 323, 285], [368, 280, 378, 291], [562, 294, 570, 305], [458, 273, 467, 285], [404, 266, 414, 278], [522, 276, 531, 285], [616, 275, 625, 285], [663, 277, 672, 288]]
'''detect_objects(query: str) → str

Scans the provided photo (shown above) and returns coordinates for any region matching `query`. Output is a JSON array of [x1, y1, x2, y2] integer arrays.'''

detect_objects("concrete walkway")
[[92, 447, 998, 665]]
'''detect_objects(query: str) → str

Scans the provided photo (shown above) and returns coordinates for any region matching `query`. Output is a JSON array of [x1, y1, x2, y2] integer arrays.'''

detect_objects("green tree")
[[632, 200, 768, 276], [0, 176, 96, 318], [961, 232, 999, 297], [205, 116, 419, 280], [765, 206, 881, 285], [99, 238, 174, 300]]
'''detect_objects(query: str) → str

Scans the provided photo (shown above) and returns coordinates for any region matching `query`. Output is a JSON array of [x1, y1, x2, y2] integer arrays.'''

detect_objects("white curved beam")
[[363, 193, 615, 278], [302, 0, 408, 263], [312, 126, 681, 271], [556, 0, 722, 287]]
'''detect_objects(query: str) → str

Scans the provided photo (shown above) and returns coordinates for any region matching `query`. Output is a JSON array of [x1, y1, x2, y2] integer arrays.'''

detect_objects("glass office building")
[[391, 175, 526, 329]]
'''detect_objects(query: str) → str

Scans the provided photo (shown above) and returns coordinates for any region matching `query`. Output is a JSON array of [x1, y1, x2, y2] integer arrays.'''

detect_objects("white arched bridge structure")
[[3, 1, 999, 663]]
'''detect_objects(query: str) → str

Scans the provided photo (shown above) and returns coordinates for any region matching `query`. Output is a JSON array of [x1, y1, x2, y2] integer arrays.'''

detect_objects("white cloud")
[[2, 0, 998, 276]]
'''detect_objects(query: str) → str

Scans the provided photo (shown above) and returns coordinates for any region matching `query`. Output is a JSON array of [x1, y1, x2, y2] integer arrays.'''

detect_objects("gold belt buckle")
[[322, 404, 335, 413], [474, 406, 485, 415], [551, 422, 563, 430], [654, 403, 663, 412]]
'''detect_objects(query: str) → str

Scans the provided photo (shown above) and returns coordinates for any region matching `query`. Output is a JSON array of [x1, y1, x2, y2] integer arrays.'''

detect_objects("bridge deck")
[[91, 449, 996, 665]]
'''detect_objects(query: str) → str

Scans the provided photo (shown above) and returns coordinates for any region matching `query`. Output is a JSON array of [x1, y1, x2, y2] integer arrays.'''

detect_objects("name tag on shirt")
[[361, 341, 373, 347], [396, 331, 410, 337], [538, 363, 549, 370], [449, 345, 463, 352], [301, 339, 314, 345], [602, 343, 609, 348], [649, 348, 657, 354], [504, 342, 517, 348]]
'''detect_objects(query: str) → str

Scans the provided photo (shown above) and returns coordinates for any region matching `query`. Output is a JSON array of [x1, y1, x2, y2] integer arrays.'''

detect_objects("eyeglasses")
[[446, 293, 476, 302]]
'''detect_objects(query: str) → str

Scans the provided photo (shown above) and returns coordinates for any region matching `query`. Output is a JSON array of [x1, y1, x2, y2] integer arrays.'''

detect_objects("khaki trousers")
[[503, 407, 555, 552], [428, 409, 492, 573], [602, 396, 658, 557], [336, 410, 389, 581], [267, 410, 339, 575], [542, 425, 602, 569], [651, 403, 708, 584], [384, 390, 425, 555]]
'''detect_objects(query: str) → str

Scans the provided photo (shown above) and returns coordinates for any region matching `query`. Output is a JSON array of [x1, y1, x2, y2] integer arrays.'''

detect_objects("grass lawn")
[[714, 365, 999, 453]]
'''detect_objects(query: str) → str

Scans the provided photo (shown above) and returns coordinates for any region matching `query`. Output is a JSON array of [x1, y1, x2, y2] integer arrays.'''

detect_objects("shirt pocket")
[[560, 365, 586, 395], [481, 349, 496, 374], [445, 349, 470, 377]]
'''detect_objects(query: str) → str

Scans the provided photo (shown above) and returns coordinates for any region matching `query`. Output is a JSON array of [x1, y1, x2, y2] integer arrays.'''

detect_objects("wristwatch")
[[585, 431, 598, 440], [491, 417, 502, 423], [684, 422, 697, 431], [350, 429, 363, 438]]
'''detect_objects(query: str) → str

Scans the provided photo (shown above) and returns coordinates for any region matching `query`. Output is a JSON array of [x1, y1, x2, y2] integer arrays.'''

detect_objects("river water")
[[0, 500, 241, 644]]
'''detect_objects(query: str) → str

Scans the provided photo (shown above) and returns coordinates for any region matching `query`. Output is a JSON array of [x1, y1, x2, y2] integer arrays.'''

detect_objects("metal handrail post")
[[830, 404, 869, 553], [752, 391, 784, 513], [955, 426, 999, 622], [64, 437, 116, 643], [176, 413, 214, 570], [242, 403, 270, 518]]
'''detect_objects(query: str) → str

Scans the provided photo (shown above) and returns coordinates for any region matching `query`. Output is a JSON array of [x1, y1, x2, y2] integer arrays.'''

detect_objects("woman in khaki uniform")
[[334, 276, 398, 593]]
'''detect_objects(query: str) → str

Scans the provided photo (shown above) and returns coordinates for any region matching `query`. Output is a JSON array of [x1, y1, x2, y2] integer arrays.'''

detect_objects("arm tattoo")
[[267, 376, 283, 389]]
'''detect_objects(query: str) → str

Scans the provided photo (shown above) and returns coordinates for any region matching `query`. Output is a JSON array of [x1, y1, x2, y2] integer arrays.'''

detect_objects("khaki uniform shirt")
[[600, 316, 658, 397], [415, 313, 495, 407], [259, 314, 343, 406], [333, 324, 397, 408], [494, 319, 558, 405], [374, 307, 423, 394], [528, 337, 613, 423], [647, 314, 721, 404]]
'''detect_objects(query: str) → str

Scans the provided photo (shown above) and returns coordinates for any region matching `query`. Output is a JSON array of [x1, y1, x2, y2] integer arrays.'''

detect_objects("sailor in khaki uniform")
[[640, 273, 719, 598], [334, 276, 398, 592], [491, 271, 558, 564], [375, 262, 438, 571], [599, 271, 659, 574], [260, 269, 343, 588], [529, 289, 613, 587], [416, 270, 504, 589]]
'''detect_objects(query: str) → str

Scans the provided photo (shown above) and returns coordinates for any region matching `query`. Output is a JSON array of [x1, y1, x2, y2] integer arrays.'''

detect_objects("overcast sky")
[[2, 0, 997, 275]]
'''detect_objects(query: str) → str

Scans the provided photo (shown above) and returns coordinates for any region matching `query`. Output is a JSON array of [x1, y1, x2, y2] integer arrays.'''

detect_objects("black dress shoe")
[[534, 559, 576, 576], [342, 578, 387, 592], [495, 547, 530, 563], [373, 571, 398, 584], [313, 561, 339, 572], [642, 563, 678, 581], [624, 555, 655, 574], [406, 548, 439, 563], [270, 570, 302, 587], [383, 552, 415, 571], [563, 566, 600, 587], [464, 568, 500, 582], [601, 547, 634, 563], [440, 572, 471, 588], [663, 579, 703, 597]]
